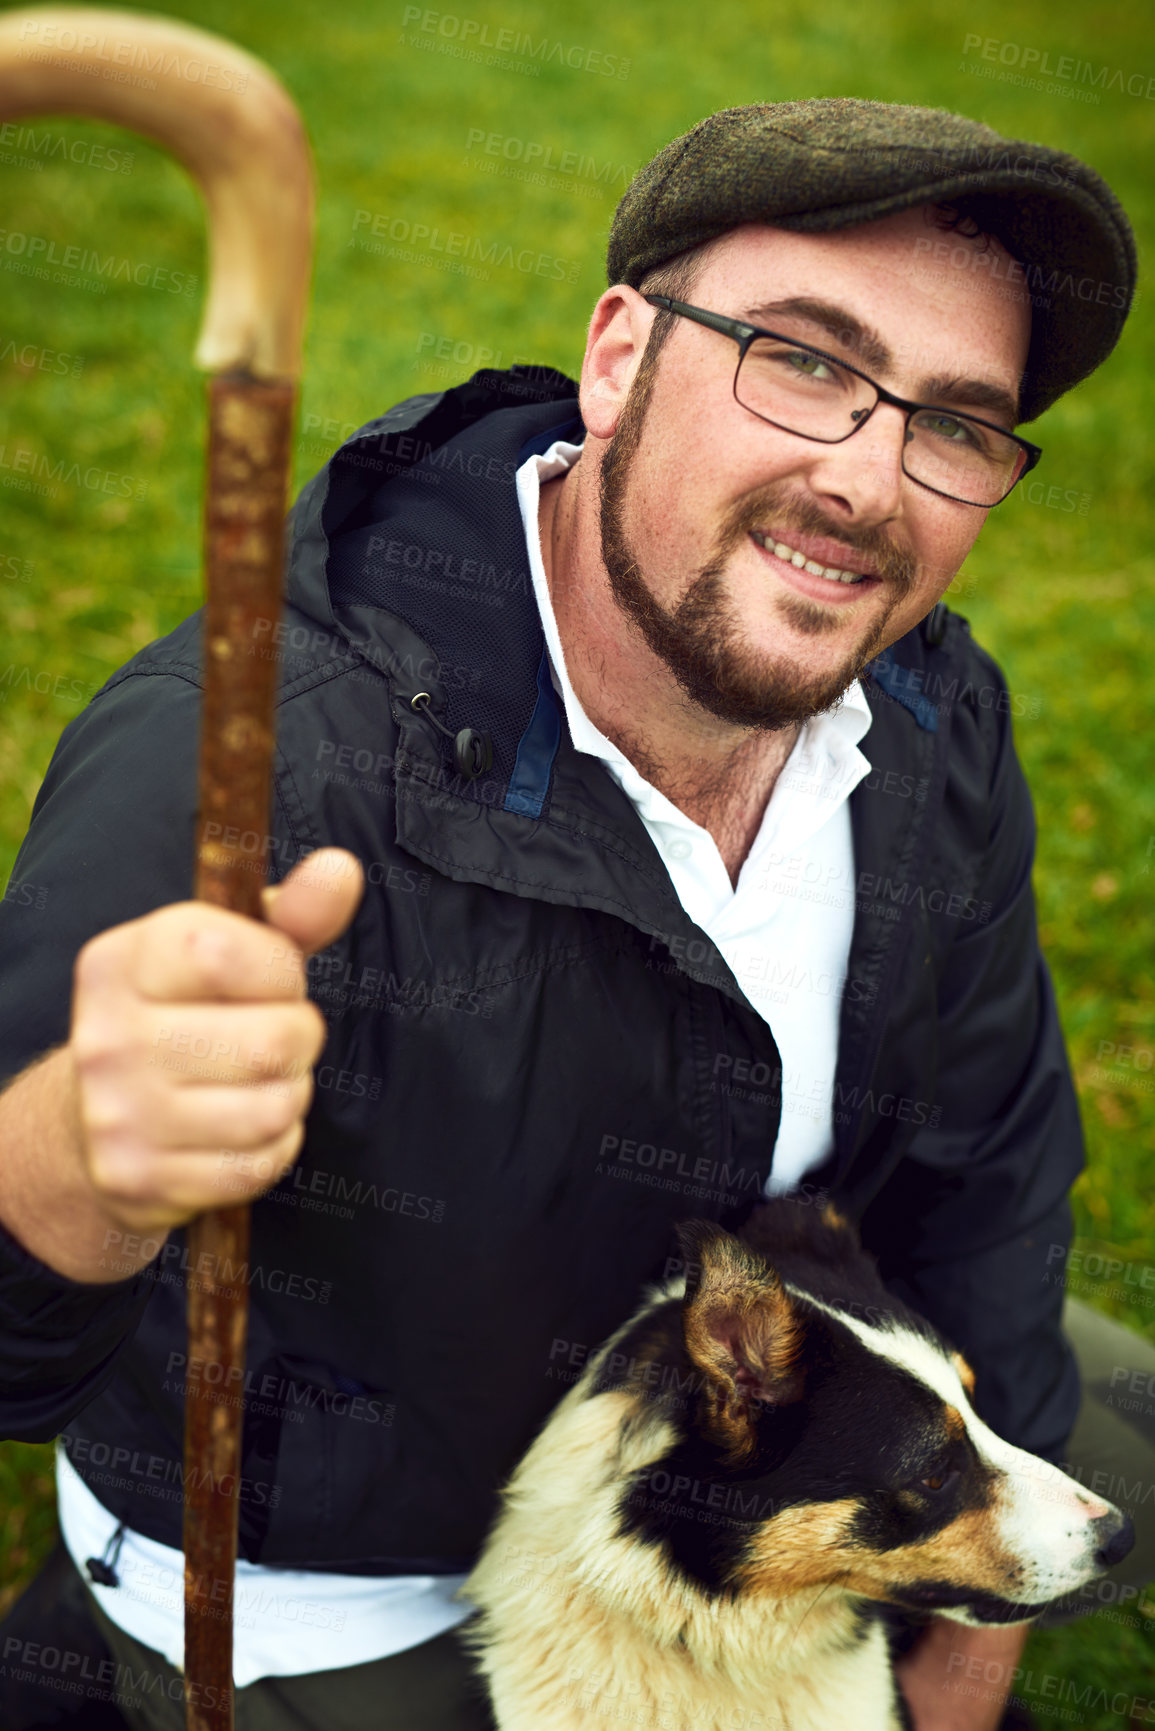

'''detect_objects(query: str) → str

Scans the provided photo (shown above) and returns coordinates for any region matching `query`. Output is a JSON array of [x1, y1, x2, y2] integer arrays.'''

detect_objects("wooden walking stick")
[[0, 10, 314, 1725]]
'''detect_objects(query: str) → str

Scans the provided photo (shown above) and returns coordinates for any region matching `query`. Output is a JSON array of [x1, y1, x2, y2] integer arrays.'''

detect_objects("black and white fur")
[[464, 1200, 1132, 1730]]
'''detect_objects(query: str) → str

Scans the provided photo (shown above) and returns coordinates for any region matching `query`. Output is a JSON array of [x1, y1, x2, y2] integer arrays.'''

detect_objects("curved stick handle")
[[0, 5, 313, 379]]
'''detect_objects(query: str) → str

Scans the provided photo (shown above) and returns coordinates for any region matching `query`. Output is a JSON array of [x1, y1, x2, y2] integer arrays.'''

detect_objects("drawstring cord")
[[408, 692, 492, 780], [86, 1521, 126, 1588]]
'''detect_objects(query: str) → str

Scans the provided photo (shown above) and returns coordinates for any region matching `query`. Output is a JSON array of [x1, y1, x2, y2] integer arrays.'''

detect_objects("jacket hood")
[[285, 366, 584, 821]]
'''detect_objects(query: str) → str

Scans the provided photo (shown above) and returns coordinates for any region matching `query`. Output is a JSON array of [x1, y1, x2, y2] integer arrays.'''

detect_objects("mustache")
[[715, 487, 920, 593]]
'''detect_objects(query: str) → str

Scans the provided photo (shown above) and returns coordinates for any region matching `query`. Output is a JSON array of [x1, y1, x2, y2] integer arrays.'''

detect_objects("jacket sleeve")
[[857, 659, 1084, 1467], [0, 662, 204, 1441]]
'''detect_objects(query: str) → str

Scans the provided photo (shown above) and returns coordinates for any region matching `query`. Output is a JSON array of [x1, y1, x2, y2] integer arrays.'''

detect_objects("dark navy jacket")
[[0, 368, 1084, 1573]]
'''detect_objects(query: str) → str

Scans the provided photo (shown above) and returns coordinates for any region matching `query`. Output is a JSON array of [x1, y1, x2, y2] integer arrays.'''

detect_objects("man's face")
[[587, 207, 1031, 730]]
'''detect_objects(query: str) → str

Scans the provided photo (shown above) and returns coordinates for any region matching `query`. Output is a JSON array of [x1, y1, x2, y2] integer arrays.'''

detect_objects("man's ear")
[[578, 285, 653, 439], [676, 1221, 805, 1463]]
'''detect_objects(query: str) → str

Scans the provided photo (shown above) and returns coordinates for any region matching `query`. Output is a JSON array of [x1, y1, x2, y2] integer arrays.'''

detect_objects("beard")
[[597, 331, 920, 731]]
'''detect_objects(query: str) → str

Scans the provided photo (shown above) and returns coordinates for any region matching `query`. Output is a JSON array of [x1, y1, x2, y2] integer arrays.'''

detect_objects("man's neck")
[[538, 464, 800, 887]]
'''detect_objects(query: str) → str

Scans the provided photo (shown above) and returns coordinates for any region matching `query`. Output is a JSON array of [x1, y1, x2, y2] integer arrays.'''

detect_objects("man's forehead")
[[690, 211, 1031, 410]]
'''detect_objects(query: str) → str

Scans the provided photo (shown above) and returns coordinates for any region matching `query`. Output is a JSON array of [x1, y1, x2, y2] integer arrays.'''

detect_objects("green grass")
[[1, 0, 1153, 1717]]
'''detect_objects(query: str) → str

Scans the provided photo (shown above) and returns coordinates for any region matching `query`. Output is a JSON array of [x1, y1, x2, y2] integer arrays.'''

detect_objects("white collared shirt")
[[57, 434, 872, 1681]]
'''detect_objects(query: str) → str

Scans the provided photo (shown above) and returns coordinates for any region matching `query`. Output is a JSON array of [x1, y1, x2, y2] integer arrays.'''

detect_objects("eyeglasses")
[[643, 295, 1043, 508]]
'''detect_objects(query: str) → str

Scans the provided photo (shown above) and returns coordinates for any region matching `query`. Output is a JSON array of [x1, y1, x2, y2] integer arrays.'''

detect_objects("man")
[[0, 99, 1147, 1731]]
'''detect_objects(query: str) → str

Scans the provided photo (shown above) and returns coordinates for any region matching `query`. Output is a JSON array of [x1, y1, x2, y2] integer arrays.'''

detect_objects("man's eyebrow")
[[740, 296, 1020, 427], [918, 374, 1020, 429], [741, 297, 893, 373]]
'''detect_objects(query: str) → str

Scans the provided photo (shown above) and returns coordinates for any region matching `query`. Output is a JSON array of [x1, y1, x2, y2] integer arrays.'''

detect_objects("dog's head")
[[603, 1200, 1132, 1626]]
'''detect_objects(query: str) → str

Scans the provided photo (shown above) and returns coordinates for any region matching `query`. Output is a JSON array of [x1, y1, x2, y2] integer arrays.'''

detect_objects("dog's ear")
[[675, 1221, 805, 1461]]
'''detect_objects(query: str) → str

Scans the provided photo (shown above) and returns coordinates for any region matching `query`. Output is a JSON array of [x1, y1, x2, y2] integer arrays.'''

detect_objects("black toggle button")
[[454, 728, 492, 779], [409, 692, 493, 781]]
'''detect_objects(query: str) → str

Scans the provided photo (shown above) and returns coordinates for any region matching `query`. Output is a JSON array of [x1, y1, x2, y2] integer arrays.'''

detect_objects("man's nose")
[[806, 400, 908, 523]]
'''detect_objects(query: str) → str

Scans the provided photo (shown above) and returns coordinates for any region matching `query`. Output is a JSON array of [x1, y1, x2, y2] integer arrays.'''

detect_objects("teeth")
[[752, 531, 866, 585]]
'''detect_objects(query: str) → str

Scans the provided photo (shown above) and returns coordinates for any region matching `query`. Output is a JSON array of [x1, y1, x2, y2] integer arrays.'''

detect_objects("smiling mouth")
[[749, 530, 876, 587]]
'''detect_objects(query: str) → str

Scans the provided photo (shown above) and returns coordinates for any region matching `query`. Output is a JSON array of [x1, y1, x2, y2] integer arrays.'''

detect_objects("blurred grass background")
[[0, 0, 1152, 1719]]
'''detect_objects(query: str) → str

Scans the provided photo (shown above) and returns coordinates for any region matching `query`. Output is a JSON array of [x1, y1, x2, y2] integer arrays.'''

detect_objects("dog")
[[464, 1198, 1133, 1730]]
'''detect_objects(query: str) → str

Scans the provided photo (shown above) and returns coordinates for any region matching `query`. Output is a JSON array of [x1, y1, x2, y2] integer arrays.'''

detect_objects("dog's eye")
[[918, 1469, 959, 1495]]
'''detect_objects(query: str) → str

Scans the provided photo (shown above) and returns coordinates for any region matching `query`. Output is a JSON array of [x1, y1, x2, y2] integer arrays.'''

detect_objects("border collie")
[[464, 1199, 1132, 1730]]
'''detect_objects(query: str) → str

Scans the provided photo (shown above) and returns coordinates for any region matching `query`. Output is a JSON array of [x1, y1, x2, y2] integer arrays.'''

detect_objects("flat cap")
[[607, 100, 1136, 422]]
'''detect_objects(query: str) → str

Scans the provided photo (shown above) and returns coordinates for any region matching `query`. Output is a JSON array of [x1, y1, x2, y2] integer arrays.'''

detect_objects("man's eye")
[[917, 412, 981, 448], [783, 350, 834, 380]]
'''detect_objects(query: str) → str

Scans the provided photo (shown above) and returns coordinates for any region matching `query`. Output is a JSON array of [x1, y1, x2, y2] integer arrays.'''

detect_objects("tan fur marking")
[[951, 1351, 976, 1396], [758, 1498, 1024, 1606], [738, 1499, 862, 1595], [944, 1404, 966, 1441], [821, 1202, 850, 1231]]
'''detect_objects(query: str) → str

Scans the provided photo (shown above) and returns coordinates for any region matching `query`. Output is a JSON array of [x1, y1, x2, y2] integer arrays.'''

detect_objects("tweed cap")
[[607, 100, 1136, 422]]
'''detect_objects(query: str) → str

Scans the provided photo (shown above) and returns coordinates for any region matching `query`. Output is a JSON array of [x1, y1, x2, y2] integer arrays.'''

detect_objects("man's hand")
[[895, 1616, 1032, 1729], [0, 848, 365, 1282], [66, 847, 363, 1241]]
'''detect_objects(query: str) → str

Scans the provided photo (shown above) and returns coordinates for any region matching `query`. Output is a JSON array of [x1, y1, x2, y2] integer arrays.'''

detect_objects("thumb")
[[260, 848, 364, 958]]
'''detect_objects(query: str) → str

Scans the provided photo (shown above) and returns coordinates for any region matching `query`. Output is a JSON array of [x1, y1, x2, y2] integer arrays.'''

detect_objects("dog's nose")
[[1092, 1510, 1135, 1570]]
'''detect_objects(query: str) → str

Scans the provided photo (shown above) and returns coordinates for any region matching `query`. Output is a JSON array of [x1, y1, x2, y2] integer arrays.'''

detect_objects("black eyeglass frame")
[[643, 294, 1043, 508]]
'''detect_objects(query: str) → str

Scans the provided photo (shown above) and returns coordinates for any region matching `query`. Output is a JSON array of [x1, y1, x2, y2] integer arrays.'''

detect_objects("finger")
[[146, 1076, 314, 1152], [139, 1002, 326, 1086], [129, 904, 310, 1003], [261, 848, 364, 958], [91, 1124, 306, 1230]]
